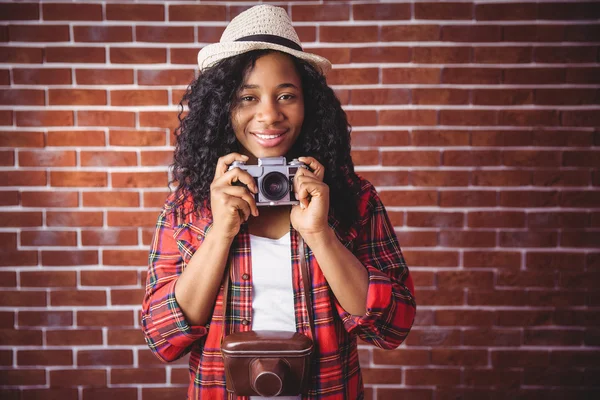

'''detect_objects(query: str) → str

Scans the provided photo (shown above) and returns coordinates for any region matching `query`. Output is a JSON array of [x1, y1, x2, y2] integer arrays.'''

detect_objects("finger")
[[219, 185, 259, 217], [216, 167, 259, 194], [214, 153, 249, 181], [298, 156, 325, 181], [215, 193, 252, 222]]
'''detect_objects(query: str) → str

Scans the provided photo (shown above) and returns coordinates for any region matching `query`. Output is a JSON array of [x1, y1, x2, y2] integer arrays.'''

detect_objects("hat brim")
[[197, 41, 332, 76]]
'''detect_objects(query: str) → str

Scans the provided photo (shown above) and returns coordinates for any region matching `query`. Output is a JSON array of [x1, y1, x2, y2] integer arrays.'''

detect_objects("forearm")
[[302, 228, 369, 316], [174, 230, 233, 326]]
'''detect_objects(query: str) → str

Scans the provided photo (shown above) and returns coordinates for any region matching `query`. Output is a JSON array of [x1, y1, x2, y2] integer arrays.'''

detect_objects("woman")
[[142, 5, 416, 399]]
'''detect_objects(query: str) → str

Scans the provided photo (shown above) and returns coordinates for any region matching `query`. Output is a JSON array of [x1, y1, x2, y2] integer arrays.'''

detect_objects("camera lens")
[[261, 172, 289, 201]]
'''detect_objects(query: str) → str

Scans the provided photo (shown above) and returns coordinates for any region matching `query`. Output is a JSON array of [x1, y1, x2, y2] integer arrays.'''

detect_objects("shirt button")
[[242, 273, 249, 280], [242, 319, 250, 326], [197, 234, 202, 240]]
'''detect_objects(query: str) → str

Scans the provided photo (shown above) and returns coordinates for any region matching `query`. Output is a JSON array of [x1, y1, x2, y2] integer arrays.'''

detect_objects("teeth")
[[255, 133, 284, 139]]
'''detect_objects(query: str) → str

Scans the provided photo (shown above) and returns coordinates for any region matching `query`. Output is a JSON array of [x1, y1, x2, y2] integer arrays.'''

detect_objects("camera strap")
[[221, 232, 315, 340]]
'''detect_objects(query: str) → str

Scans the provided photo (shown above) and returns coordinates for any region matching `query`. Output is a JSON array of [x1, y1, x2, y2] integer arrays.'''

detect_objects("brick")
[[77, 111, 135, 128], [194, 26, 225, 43], [382, 25, 439, 42], [141, 151, 174, 166], [43, 3, 101, 21], [407, 211, 463, 227], [0, 211, 43, 227], [352, 3, 409, 20], [0, 271, 16, 286], [47, 130, 105, 146], [21, 271, 77, 288], [82, 230, 138, 246], [106, 4, 164, 21], [42, 250, 98, 266], [19, 150, 76, 167], [476, 2, 537, 20], [0, 250, 38, 266], [0, 291, 46, 307], [559, 191, 600, 207], [50, 369, 106, 388], [111, 90, 168, 106], [136, 26, 193, 43], [0, 130, 44, 148], [473, 89, 533, 105], [464, 369, 522, 387], [383, 67, 441, 84], [443, 150, 501, 166], [350, 47, 411, 63], [417, 289, 464, 305], [1, 171, 46, 186], [382, 151, 439, 166], [468, 211, 525, 228], [168, 5, 226, 21], [109, 130, 166, 146], [139, 111, 180, 130], [77, 311, 133, 327], [406, 368, 461, 386], [49, 89, 107, 106], [78, 350, 133, 366], [16, 110, 73, 127], [0, 2, 39, 20], [18, 311, 72, 327], [560, 271, 600, 289], [76, 69, 133, 85], [0, 369, 45, 386], [442, 67, 502, 84], [0, 232, 17, 249], [107, 328, 146, 345], [410, 170, 469, 186], [111, 288, 144, 306], [539, 2, 600, 19], [432, 349, 488, 366], [9, 24, 69, 42], [357, 171, 408, 187], [503, 25, 563, 42], [379, 190, 437, 207], [439, 109, 497, 126], [441, 25, 501, 42], [411, 130, 469, 146], [346, 110, 377, 127], [464, 251, 521, 268], [50, 171, 107, 187], [110, 47, 166, 64], [107, 211, 159, 227], [536, 88, 599, 106], [404, 328, 460, 347], [82, 191, 139, 208], [416, 2, 472, 19], [463, 327, 522, 346], [51, 291, 106, 307], [0, 328, 42, 345], [413, 47, 471, 63], [18, 350, 72, 366], [380, 110, 437, 126], [81, 151, 137, 167], [499, 191, 559, 208], [412, 89, 469, 105], [503, 67, 565, 84], [561, 231, 600, 248], [538, 169, 588, 190], [525, 329, 583, 346], [475, 46, 533, 63], [373, 349, 430, 366], [535, 46, 598, 63], [436, 310, 496, 326], [327, 68, 378, 85], [141, 388, 188, 399], [350, 150, 379, 166], [361, 368, 403, 384], [528, 211, 589, 229], [21, 231, 77, 247], [143, 192, 169, 208], [170, 47, 199, 65], [320, 26, 378, 43], [81, 270, 136, 286], [47, 329, 102, 346], [402, 250, 459, 267], [567, 67, 600, 84], [47, 211, 103, 227], [437, 270, 494, 288], [353, 89, 410, 106], [74, 26, 132, 42], [137, 69, 194, 86], [526, 252, 585, 271], [20, 389, 78, 400], [0, 46, 43, 63], [562, 110, 600, 127], [102, 250, 147, 266], [0, 89, 45, 105], [13, 68, 71, 84], [492, 350, 549, 368], [46, 47, 104, 63], [352, 131, 409, 147], [472, 170, 531, 186], [111, 172, 168, 188], [110, 368, 166, 385]]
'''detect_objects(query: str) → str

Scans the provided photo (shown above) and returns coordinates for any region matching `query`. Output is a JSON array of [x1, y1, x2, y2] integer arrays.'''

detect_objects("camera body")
[[228, 157, 307, 206]]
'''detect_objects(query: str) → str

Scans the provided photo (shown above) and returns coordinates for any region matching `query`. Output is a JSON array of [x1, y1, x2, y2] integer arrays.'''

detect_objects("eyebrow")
[[241, 83, 299, 90]]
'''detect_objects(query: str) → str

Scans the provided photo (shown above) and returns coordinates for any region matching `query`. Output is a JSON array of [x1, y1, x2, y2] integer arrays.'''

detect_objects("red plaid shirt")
[[141, 176, 416, 399]]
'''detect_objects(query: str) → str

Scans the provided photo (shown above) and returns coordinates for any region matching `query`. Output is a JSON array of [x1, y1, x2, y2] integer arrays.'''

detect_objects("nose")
[[256, 99, 283, 125]]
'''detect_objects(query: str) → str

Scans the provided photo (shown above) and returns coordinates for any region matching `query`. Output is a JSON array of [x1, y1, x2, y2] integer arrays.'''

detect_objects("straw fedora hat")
[[197, 5, 332, 76]]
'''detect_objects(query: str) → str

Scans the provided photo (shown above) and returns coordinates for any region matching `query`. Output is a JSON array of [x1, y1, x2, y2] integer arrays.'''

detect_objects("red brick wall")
[[1, 1, 599, 399]]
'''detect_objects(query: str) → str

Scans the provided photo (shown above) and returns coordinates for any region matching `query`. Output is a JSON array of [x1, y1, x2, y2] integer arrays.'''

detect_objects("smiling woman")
[[141, 5, 416, 400]]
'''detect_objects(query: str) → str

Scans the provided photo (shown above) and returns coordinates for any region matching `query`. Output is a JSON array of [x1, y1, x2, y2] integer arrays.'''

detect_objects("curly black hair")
[[172, 50, 360, 228]]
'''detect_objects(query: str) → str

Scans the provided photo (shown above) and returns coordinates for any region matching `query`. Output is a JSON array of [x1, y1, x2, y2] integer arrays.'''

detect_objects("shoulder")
[[353, 174, 385, 222], [160, 190, 211, 227]]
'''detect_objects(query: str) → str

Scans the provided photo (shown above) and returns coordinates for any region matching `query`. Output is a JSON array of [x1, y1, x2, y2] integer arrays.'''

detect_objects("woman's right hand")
[[210, 153, 259, 240]]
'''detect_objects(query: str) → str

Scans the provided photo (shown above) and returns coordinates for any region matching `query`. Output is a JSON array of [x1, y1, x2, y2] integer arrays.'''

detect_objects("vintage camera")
[[228, 157, 308, 206]]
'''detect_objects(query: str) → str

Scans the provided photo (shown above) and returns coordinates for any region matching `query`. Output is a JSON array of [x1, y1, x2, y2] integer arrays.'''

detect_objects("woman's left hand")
[[290, 156, 330, 237]]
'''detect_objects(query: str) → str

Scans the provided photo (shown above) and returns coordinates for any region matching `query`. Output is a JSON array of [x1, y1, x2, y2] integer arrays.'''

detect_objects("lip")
[[249, 129, 288, 148]]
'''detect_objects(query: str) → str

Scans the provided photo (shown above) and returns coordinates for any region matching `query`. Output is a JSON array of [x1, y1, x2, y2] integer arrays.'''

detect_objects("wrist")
[[300, 226, 336, 250]]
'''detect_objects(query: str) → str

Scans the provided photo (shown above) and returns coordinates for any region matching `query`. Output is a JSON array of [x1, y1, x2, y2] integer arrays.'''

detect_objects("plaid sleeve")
[[141, 204, 208, 362], [334, 183, 416, 350]]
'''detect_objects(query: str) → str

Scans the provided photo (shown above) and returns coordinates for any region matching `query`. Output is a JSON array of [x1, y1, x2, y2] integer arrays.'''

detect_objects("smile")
[[253, 132, 285, 140]]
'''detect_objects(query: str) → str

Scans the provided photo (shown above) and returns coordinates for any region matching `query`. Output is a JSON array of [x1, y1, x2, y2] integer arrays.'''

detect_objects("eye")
[[240, 95, 255, 102], [279, 94, 295, 101]]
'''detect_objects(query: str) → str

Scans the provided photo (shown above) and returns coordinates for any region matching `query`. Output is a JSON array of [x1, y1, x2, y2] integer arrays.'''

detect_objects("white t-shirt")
[[249, 232, 301, 400]]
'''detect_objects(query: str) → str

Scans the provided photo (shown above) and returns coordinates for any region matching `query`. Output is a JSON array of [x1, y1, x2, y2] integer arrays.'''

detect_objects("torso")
[[248, 205, 291, 239]]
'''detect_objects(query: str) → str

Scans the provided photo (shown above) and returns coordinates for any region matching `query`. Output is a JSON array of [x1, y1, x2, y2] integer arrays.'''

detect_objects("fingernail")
[[300, 202, 305, 209]]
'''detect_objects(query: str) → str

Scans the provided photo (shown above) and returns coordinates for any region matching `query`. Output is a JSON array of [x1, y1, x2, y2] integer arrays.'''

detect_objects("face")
[[231, 52, 304, 162]]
